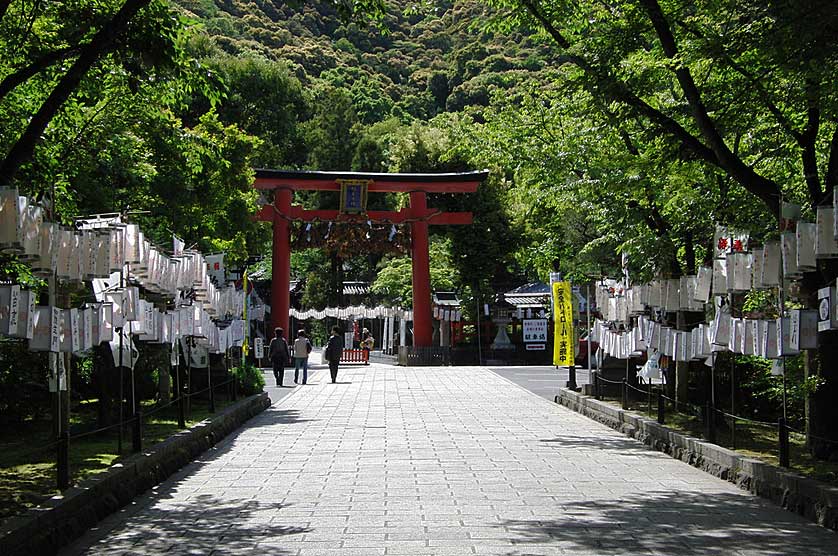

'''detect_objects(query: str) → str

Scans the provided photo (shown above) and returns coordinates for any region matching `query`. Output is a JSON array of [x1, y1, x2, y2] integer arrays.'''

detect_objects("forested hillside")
[[179, 0, 553, 124]]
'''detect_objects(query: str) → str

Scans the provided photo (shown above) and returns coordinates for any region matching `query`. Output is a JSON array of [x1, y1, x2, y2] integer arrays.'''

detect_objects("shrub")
[[232, 363, 265, 396]]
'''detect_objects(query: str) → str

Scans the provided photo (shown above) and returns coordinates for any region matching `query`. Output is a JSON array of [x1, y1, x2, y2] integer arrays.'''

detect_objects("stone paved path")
[[62, 364, 838, 555]]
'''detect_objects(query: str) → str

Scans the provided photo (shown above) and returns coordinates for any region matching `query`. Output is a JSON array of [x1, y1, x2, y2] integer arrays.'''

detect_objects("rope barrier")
[[712, 408, 775, 428], [69, 418, 133, 441], [596, 376, 624, 385], [141, 398, 179, 418], [625, 382, 652, 396], [786, 426, 838, 446]]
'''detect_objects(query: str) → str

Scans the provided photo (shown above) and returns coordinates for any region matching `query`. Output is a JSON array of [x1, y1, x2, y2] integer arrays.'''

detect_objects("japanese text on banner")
[[552, 282, 574, 367]]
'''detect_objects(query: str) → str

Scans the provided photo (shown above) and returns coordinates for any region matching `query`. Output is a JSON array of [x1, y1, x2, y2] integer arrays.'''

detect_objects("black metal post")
[[174, 345, 185, 428], [593, 371, 599, 400], [57, 429, 70, 490], [621, 378, 628, 410], [657, 391, 665, 424], [566, 364, 578, 391], [779, 417, 790, 468], [208, 359, 215, 413], [706, 401, 717, 443], [132, 409, 142, 453], [648, 381, 653, 416]]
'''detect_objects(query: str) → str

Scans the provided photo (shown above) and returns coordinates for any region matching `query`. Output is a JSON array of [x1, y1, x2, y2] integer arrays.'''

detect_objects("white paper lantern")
[[726, 252, 752, 292], [29, 306, 53, 351], [711, 300, 730, 346], [99, 303, 114, 344], [19, 202, 43, 261], [816, 206, 838, 258], [80, 307, 93, 352], [664, 279, 679, 312], [7, 287, 35, 339], [729, 318, 743, 354], [796, 222, 816, 272], [59, 309, 80, 354], [694, 267, 712, 302], [32, 222, 57, 276], [713, 258, 728, 294], [761, 241, 781, 286], [775, 316, 800, 357], [751, 248, 766, 290], [0, 187, 24, 252], [781, 231, 802, 279], [124, 225, 140, 264], [758, 320, 777, 359], [679, 275, 703, 311], [109, 226, 125, 273], [789, 309, 818, 351]]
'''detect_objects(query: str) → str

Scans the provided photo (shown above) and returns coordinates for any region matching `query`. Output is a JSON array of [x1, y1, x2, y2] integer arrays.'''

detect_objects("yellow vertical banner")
[[553, 281, 574, 366]]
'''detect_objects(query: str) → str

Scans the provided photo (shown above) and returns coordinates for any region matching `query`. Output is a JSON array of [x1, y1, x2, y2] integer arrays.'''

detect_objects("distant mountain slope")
[[176, 0, 555, 121]]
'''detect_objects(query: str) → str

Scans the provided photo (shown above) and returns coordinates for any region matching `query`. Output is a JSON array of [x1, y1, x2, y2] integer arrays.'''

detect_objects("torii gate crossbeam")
[[253, 169, 487, 347]]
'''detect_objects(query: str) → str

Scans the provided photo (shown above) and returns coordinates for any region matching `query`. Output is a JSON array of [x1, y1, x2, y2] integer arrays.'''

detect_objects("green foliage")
[[737, 355, 823, 426], [232, 362, 265, 396], [371, 237, 460, 307]]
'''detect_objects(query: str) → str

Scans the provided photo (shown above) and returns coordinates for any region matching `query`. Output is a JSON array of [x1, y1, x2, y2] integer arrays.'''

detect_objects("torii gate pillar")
[[255, 169, 487, 347], [271, 188, 292, 336], [410, 192, 432, 347]]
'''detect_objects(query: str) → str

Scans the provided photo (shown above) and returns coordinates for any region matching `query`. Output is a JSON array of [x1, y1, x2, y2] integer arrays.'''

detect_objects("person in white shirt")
[[293, 329, 313, 385]]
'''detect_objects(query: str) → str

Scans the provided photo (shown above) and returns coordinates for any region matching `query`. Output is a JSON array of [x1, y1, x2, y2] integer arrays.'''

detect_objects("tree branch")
[[520, 0, 719, 166], [801, 80, 822, 208], [0, 46, 79, 103], [638, 0, 781, 213], [674, 18, 802, 142], [0, 0, 153, 185]]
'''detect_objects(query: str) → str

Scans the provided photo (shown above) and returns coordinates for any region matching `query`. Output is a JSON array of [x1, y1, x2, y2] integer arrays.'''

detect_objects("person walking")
[[268, 327, 290, 387], [360, 328, 374, 364], [324, 326, 344, 384], [293, 329, 313, 385]]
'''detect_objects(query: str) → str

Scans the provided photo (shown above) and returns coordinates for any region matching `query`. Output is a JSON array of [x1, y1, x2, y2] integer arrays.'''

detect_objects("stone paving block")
[[59, 365, 838, 556]]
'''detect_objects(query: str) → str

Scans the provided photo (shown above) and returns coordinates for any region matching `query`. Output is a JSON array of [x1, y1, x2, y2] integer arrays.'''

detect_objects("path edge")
[[0, 392, 272, 556], [557, 388, 838, 532]]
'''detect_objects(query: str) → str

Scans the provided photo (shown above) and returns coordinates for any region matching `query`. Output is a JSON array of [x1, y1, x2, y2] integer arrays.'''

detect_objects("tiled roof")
[[505, 281, 551, 296], [504, 295, 550, 307], [343, 282, 369, 296], [433, 291, 460, 307]]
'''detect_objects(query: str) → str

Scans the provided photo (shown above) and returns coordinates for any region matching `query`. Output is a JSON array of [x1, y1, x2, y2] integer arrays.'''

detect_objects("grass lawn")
[[0, 397, 235, 525], [606, 395, 838, 485]]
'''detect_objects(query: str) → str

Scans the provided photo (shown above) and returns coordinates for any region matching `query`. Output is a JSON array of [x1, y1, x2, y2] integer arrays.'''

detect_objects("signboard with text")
[[552, 282, 574, 366], [338, 179, 369, 214], [523, 319, 548, 343]]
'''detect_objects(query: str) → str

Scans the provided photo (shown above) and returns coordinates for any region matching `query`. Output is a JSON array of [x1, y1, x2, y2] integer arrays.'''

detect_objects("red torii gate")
[[254, 169, 487, 347]]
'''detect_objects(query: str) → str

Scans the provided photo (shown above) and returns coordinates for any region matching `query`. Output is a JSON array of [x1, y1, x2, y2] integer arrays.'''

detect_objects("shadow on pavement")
[[496, 490, 835, 555], [70, 495, 310, 555], [539, 435, 656, 453]]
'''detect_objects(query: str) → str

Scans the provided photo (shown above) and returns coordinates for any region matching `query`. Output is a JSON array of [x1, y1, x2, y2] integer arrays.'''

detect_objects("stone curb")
[[557, 388, 838, 531], [0, 392, 271, 556]]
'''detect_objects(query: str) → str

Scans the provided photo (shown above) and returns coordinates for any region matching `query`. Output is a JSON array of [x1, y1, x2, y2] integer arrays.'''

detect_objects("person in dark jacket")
[[324, 326, 344, 384], [269, 327, 290, 386]]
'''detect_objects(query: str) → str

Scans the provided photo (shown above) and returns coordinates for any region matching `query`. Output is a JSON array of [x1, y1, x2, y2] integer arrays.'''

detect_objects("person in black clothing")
[[324, 326, 344, 384], [269, 327, 290, 386]]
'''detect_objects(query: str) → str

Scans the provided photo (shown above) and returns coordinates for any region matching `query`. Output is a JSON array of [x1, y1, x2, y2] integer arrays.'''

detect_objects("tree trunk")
[[0, 0, 152, 184]]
